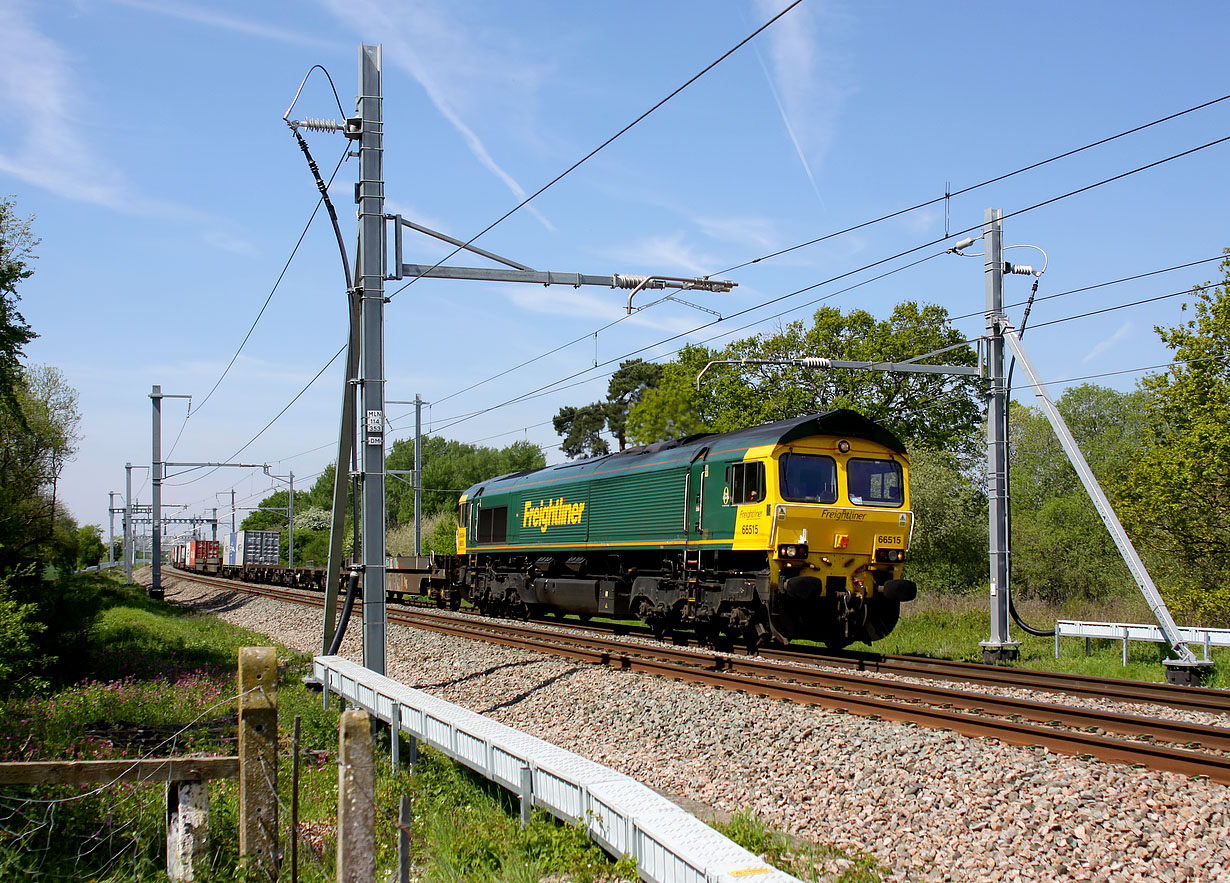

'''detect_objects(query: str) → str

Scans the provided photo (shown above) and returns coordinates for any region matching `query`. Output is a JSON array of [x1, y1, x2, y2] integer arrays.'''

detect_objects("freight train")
[[173, 410, 917, 647], [172, 531, 327, 589]]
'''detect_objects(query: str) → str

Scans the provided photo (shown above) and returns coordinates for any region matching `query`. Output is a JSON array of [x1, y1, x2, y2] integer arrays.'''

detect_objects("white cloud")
[[505, 284, 718, 337], [901, 206, 943, 236], [1082, 321, 1132, 364], [0, 3, 126, 207], [204, 230, 258, 256], [601, 232, 723, 278], [106, 0, 335, 49], [316, 0, 555, 231], [750, 0, 852, 201], [0, 2, 206, 217], [693, 214, 782, 252]]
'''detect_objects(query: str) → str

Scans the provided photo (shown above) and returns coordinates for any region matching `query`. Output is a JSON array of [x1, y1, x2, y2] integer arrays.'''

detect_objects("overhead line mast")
[[289, 45, 735, 675]]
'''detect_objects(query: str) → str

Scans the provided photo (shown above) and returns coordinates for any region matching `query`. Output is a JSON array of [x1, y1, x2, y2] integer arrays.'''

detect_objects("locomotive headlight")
[[777, 543, 809, 559], [837, 440, 850, 453], [875, 548, 906, 563]]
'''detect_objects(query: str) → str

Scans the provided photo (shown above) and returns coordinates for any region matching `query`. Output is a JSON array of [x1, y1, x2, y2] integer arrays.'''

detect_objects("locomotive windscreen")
[[779, 453, 838, 504], [847, 459, 904, 507]]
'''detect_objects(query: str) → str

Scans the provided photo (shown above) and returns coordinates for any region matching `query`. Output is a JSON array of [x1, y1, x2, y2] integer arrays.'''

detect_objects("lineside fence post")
[[337, 709, 375, 883], [238, 647, 279, 878], [166, 780, 210, 881]]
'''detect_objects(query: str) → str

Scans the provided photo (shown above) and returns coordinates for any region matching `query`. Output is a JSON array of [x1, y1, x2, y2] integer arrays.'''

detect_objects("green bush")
[[0, 568, 47, 696]]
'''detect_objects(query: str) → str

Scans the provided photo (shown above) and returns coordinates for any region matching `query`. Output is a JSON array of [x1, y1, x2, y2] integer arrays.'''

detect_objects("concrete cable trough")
[[313, 654, 799, 883]]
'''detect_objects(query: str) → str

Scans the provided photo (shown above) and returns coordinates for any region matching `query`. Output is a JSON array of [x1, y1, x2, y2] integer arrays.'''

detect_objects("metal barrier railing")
[[313, 655, 799, 883], [1055, 620, 1228, 665]]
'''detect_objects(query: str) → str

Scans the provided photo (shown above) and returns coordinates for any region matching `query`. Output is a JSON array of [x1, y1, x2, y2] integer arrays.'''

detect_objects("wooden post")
[[166, 781, 209, 881], [238, 647, 279, 879], [337, 710, 375, 883], [291, 715, 301, 883], [398, 795, 412, 883]]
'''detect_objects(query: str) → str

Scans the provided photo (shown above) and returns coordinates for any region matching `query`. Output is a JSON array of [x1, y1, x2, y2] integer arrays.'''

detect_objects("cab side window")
[[726, 461, 766, 504], [476, 505, 508, 543]]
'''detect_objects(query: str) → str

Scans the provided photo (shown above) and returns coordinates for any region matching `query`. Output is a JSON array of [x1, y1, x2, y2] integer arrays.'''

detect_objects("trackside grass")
[[0, 579, 635, 882], [3, 577, 1221, 880], [841, 592, 1230, 688], [712, 809, 886, 882]]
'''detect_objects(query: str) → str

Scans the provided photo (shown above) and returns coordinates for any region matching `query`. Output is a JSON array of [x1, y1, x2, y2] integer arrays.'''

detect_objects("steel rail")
[[527, 617, 1230, 715], [768, 647, 1230, 714], [165, 569, 1229, 717], [395, 609, 1230, 753], [165, 571, 1230, 781], [386, 609, 1230, 784]]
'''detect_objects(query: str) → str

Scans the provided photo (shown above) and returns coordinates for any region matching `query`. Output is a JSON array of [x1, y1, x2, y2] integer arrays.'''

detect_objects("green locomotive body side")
[[455, 410, 916, 647]]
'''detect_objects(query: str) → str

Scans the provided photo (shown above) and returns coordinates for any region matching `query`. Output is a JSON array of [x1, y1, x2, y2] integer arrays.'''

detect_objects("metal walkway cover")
[[314, 655, 800, 883]]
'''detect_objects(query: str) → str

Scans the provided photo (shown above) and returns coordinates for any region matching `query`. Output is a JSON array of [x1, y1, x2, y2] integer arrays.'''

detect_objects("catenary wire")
[[383, 0, 805, 304], [946, 253, 1229, 323], [413, 247, 1176, 433], [174, 112, 1230, 500], [169, 100, 1230, 496], [180, 282, 1230, 518], [165, 343, 346, 488], [421, 116, 1230, 423], [446, 344, 1227, 459], [418, 134, 1230, 435], [174, 249, 1230, 505], [712, 93, 1230, 276], [186, 144, 350, 421]]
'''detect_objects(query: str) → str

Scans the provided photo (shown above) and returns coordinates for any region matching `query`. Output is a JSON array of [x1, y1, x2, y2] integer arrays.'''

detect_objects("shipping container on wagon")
[[221, 530, 281, 566], [186, 539, 220, 570]]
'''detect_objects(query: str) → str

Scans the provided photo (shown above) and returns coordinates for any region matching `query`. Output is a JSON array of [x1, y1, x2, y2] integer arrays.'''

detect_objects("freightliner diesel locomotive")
[[454, 410, 916, 647], [174, 410, 917, 647]]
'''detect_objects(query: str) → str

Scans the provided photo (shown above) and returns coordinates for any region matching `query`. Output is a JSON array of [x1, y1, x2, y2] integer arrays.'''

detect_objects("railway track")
[[539, 613, 1230, 716], [169, 570, 1230, 784]]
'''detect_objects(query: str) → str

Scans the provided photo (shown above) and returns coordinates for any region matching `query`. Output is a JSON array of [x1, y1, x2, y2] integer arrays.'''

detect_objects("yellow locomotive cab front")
[[762, 438, 917, 647]]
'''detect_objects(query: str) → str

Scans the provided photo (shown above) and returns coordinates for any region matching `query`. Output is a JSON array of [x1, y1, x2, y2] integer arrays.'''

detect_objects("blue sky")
[[3, 0, 1228, 538]]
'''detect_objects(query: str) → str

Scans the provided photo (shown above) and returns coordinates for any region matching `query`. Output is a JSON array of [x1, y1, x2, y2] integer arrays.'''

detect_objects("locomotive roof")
[[467, 409, 905, 496]]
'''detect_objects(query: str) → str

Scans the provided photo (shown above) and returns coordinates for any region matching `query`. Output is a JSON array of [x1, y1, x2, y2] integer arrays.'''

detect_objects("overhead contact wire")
[[712, 93, 1230, 276], [165, 344, 347, 488], [384, 0, 805, 304], [192, 144, 350, 417], [426, 134, 1230, 433], [430, 101, 1230, 418]]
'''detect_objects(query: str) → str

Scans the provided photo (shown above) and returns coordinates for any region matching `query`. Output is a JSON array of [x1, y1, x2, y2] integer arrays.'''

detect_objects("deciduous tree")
[[0, 196, 38, 422], [627, 304, 980, 451], [554, 359, 662, 458], [1119, 252, 1230, 623], [384, 436, 545, 527]]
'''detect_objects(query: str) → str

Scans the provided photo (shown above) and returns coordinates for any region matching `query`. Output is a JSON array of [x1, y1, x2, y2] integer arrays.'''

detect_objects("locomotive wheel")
[[506, 592, 531, 620], [861, 597, 901, 642]]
